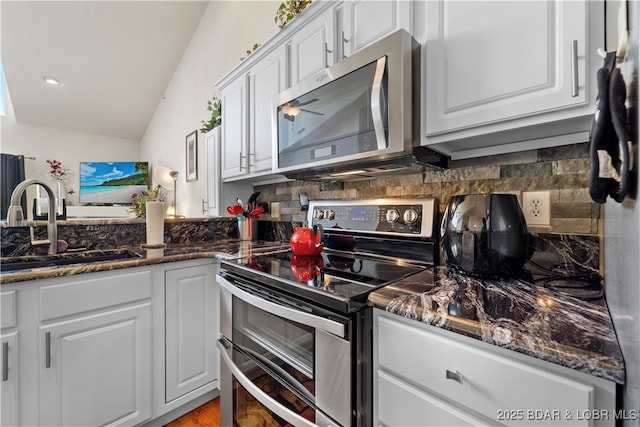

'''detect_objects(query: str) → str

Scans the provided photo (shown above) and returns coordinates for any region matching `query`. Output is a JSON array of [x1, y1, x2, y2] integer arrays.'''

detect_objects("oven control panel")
[[308, 198, 437, 238]]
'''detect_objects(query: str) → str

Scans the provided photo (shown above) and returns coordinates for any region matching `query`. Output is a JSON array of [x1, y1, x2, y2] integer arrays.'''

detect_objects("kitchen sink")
[[0, 248, 143, 272]]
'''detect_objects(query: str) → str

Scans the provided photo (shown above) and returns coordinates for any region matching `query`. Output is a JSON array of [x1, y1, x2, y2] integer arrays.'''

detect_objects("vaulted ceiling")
[[2, 1, 209, 141]]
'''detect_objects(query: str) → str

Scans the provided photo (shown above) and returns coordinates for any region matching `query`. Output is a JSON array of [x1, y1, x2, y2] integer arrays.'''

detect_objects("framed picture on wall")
[[186, 130, 198, 182]]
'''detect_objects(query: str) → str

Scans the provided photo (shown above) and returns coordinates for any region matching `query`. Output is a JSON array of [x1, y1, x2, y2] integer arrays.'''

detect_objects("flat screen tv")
[[79, 162, 149, 205]]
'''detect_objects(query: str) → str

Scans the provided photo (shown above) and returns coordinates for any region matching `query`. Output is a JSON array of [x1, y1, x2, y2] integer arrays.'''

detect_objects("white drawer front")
[[40, 269, 152, 321], [377, 369, 485, 427], [377, 314, 594, 426], [1, 291, 17, 329]]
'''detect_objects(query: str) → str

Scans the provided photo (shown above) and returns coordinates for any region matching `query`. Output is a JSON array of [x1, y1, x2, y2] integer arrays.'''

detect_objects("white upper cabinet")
[[341, 0, 412, 58], [205, 128, 221, 215], [220, 76, 248, 180], [220, 45, 286, 182], [288, 0, 412, 85], [288, 6, 336, 87], [249, 45, 287, 174], [423, 0, 604, 159]]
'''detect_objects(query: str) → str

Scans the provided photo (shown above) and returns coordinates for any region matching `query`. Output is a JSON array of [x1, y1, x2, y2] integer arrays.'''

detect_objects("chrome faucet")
[[6, 179, 58, 255]]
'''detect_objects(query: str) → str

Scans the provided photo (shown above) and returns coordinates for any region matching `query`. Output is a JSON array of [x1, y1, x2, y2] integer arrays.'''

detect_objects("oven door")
[[217, 272, 352, 427]]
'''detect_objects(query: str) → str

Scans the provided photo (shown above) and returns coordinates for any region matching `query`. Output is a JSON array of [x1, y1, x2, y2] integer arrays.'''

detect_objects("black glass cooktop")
[[221, 251, 427, 313]]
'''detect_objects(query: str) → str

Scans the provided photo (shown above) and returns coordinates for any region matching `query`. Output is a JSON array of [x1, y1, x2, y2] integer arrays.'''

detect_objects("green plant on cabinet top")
[[200, 96, 222, 134], [275, 0, 312, 29]]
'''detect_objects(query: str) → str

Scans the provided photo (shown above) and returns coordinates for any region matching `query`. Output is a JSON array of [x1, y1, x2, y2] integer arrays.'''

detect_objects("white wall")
[[1, 93, 140, 208], [140, 1, 280, 217]]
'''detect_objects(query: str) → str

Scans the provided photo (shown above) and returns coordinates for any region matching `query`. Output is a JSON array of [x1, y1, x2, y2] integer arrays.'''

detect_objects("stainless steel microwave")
[[272, 29, 447, 180]]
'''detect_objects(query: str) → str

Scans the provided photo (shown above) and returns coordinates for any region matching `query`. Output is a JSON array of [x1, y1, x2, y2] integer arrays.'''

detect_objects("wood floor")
[[166, 398, 220, 427]]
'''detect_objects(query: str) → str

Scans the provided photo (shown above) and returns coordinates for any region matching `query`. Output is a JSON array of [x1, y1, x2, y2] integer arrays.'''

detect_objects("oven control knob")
[[385, 209, 400, 223], [314, 209, 324, 220], [324, 210, 335, 220], [403, 209, 419, 224]]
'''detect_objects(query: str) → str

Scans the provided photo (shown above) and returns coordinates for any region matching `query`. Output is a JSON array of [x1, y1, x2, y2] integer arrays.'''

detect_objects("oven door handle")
[[218, 338, 332, 427], [218, 275, 346, 338]]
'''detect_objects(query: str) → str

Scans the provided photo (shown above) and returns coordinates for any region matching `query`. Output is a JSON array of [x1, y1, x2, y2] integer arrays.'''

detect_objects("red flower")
[[46, 159, 69, 181]]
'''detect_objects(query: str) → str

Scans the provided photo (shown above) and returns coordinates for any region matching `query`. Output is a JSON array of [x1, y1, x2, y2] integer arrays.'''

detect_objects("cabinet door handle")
[[446, 369, 463, 385], [201, 198, 208, 214], [342, 30, 349, 59], [2, 341, 8, 381], [45, 332, 51, 368], [239, 152, 246, 171], [570, 40, 579, 97], [325, 42, 332, 67]]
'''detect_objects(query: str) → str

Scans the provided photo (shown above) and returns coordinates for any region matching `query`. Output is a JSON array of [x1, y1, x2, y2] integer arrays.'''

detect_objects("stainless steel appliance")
[[217, 198, 439, 426], [272, 29, 448, 181], [440, 194, 530, 277]]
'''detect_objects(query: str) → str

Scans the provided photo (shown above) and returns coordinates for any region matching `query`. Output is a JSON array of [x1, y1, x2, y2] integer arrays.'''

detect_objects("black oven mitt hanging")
[[608, 66, 632, 202], [589, 51, 633, 203]]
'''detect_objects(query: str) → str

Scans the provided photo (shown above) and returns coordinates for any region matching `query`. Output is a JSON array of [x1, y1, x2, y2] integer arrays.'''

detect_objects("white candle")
[[145, 201, 166, 246]]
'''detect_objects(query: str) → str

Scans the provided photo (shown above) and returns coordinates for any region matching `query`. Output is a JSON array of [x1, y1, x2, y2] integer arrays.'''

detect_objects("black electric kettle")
[[440, 194, 530, 277]]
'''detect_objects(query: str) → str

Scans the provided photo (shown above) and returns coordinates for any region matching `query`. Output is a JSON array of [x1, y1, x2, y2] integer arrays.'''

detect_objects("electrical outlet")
[[522, 191, 551, 226]]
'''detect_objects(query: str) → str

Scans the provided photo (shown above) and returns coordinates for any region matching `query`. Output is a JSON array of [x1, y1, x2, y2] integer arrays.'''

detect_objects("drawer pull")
[[446, 369, 463, 385]]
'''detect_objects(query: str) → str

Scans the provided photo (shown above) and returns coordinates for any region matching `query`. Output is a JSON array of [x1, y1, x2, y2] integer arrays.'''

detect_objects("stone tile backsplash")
[[256, 142, 600, 235]]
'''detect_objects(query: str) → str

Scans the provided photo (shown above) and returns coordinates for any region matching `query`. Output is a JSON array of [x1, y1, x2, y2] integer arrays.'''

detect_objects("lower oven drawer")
[[218, 338, 317, 426]]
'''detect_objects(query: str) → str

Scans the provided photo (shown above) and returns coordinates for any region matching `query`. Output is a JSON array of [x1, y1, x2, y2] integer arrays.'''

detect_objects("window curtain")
[[1, 153, 26, 220]]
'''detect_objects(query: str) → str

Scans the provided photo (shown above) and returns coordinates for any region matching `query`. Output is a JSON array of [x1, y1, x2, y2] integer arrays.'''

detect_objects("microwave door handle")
[[218, 274, 346, 338], [370, 56, 388, 150], [217, 339, 318, 427]]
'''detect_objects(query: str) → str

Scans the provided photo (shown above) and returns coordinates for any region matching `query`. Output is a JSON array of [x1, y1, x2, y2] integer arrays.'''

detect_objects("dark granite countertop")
[[368, 266, 625, 385], [0, 240, 290, 284]]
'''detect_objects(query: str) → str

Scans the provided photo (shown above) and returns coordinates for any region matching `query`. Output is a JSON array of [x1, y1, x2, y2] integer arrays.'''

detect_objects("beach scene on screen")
[[79, 162, 148, 205]]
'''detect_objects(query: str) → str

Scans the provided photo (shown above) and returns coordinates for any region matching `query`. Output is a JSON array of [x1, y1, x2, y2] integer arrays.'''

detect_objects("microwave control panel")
[[308, 198, 437, 239]]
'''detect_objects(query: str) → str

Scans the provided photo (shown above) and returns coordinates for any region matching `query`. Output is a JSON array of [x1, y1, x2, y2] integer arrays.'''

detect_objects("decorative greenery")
[[240, 43, 261, 61], [129, 186, 166, 218], [199, 96, 222, 134], [275, 0, 312, 29]]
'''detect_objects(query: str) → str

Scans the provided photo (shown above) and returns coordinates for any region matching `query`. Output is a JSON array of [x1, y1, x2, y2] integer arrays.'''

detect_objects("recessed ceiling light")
[[43, 76, 61, 86]]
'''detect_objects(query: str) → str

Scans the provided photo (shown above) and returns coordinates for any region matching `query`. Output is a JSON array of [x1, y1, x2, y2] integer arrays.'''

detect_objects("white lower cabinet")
[[1, 259, 220, 426], [152, 260, 219, 419], [39, 303, 152, 426], [1, 290, 19, 426], [373, 309, 617, 427], [1, 331, 19, 427], [37, 269, 154, 427], [164, 262, 218, 403]]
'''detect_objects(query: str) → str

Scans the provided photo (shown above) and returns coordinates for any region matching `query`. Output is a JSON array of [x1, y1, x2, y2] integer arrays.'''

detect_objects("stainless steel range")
[[217, 198, 439, 426]]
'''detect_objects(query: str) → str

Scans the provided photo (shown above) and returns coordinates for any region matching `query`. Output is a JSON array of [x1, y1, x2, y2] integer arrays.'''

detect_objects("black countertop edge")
[[0, 240, 291, 284]]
